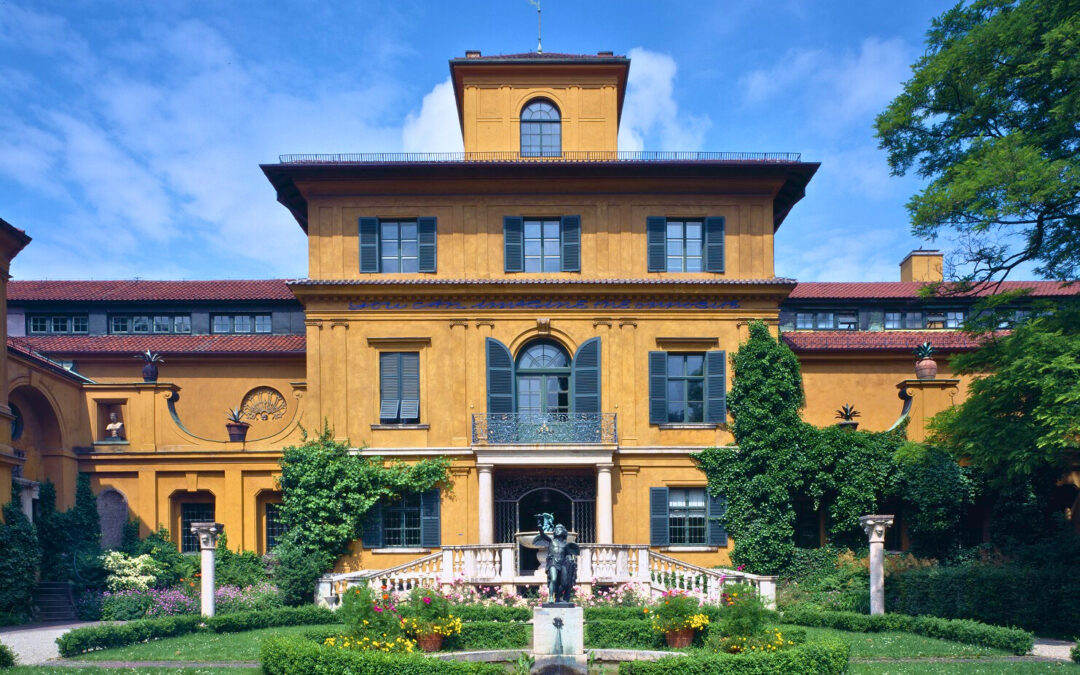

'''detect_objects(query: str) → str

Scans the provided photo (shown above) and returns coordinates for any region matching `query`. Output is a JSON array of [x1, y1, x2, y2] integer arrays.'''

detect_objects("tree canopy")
[[875, 0, 1080, 283]]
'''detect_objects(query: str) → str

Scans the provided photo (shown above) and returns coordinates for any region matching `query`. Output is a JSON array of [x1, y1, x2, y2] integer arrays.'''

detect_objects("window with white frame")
[[884, 312, 902, 330], [668, 488, 707, 545], [28, 314, 89, 334], [795, 313, 814, 329]]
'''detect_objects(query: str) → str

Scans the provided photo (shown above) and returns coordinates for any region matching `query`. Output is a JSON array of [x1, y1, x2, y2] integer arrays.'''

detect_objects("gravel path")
[[0, 621, 103, 665], [1033, 637, 1076, 661]]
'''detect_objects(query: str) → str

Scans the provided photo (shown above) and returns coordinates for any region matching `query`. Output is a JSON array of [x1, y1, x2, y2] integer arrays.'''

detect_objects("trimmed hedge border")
[[453, 605, 531, 623], [586, 619, 664, 649], [56, 606, 337, 657], [617, 639, 850, 674], [781, 607, 1034, 655], [453, 621, 530, 650], [260, 636, 505, 674]]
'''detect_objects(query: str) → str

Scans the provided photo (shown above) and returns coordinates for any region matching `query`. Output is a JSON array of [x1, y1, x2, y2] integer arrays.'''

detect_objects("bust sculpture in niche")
[[105, 412, 125, 440]]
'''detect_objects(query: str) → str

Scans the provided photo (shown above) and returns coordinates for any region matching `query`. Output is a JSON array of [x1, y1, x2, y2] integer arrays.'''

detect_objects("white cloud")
[[402, 78, 464, 153], [619, 48, 710, 151]]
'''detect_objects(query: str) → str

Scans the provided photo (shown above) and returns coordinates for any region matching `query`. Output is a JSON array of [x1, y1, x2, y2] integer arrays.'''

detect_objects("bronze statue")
[[533, 513, 579, 604]]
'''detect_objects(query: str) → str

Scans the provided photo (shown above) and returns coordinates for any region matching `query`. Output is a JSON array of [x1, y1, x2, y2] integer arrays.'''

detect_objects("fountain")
[[529, 513, 585, 674]]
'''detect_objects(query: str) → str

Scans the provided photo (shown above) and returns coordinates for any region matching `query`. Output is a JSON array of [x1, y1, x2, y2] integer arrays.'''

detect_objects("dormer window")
[[520, 99, 561, 157]]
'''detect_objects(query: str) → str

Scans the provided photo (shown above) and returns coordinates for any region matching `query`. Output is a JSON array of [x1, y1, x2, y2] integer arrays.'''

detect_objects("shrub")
[[261, 636, 505, 674], [0, 641, 15, 669], [398, 587, 461, 639], [101, 590, 153, 620], [101, 551, 161, 592], [454, 604, 530, 622], [74, 591, 103, 621], [717, 583, 768, 638], [1071, 643, 1079, 664], [585, 620, 663, 649], [781, 607, 1034, 655], [451, 621, 530, 650], [648, 590, 710, 634], [338, 583, 401, 637], [131, 528, 197, 589], [203, 605, 336, 632], [215, 533, 268, 587], [322, 634, 417, 653], [215, 583, 282, 614], [0, 503, 40, 620], [273, 538, 331, 606], [56, 615, 203, 656], [888, 562, 1080, 637], [617, 639, 850, 674], [706, 626, 794, 655]]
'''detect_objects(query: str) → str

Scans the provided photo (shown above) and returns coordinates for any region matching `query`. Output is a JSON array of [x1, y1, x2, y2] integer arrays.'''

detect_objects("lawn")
[[777, 623, 1012, 659], [9, 669, 259, 674], [849, 663, 1080, 674], [75, 624, 341, 662]]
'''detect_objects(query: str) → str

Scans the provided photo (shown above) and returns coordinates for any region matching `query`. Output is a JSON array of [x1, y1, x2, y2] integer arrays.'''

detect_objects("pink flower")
[[423, 597, 431, 605], [374, 606, 383, 612], [737, 564, 746, 571]]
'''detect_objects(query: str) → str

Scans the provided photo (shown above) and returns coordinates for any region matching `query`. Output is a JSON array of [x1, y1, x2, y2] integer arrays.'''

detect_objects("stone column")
[[191, 522, 223, 616], [477, 464, 494, 545], [859, 515, 894, 615], [596, 463, 614, 544]]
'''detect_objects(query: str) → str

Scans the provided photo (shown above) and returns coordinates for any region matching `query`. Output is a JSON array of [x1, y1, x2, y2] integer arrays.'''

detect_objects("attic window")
[[521, 99, 561, 157]]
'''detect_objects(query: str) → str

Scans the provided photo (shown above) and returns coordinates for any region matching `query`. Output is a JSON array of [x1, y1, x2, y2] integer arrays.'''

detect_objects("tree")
[[875, 0, 1080, 284], [928, 298, 1080, 482]]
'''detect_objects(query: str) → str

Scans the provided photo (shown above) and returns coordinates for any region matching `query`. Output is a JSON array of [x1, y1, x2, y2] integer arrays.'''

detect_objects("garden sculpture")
[[533, 513, 579, 604]]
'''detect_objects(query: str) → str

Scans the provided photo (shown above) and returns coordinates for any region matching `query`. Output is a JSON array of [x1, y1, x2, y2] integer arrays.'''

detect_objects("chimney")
[[597, 51, 614, 56], [465, 50, 482, 59], [900, 250, 943, 283]]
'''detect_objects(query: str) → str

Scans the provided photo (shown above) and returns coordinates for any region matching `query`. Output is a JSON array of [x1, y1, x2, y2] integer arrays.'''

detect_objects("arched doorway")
[[492, 470, 596, 573], [97, 489, 129, 550], [8, 384, 64, 518], [516, 487, 573, 573]]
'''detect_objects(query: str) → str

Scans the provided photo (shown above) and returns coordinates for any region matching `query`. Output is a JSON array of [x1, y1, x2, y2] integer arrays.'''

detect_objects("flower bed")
[[85, 582, 282, 621], [616, 639, 850, 674], [261, 636, 504, 675]]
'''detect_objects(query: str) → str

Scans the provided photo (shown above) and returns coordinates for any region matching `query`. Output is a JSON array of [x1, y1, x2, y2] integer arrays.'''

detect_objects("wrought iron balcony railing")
[[279, 151, 802, 164], [472, 412, 617, 445]]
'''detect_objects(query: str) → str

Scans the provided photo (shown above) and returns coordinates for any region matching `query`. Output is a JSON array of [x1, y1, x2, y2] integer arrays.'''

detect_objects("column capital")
[[859, 515, 894, 544], [595, 463, 614, 473], [476, 463, 494, 474], [190, 521, 224, 551]]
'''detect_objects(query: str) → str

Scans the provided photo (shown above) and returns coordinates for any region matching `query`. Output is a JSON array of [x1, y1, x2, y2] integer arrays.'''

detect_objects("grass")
[[777, 624, 1013, 660], [9, 669, 259, 674], [76, 624, 341, 662], [849, 663, 1080, 674]]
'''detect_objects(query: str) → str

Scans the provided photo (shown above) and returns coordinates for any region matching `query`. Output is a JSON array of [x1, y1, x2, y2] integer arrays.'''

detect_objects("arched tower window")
[[515, 339, 570, 414], [520, 99, 561, 157]]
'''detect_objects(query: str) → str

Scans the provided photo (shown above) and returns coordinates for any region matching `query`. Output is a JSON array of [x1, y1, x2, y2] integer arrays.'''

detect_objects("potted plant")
[[397, 587, 461, 652], [835, 404, 861, 431], [914, 342, 937, 380], [648, 589, 709, 648], [225, 407, 250, 442], [135, 350, 164, 382]]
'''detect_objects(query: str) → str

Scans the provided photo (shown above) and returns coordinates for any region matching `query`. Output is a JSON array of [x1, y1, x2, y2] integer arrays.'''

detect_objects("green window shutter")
[[707, 493, 728, 546], [704, 217, 725, 273], [362, 503, 383, 549], [705, 350, 727, 424], [650, 487, 670, 547], [560, 215, 581, 272], [420, 489, 441, 548], [503, 216, 524, 272], [379, 352, 401, 421], [647, 216, 666, 272], [486, 338, 515, 414], [400, 352, 420, 422], [359, 217, 380, 273], [648, 351, 667, 425], [418, 217, 437, 273], [572, 337, 601, 414]]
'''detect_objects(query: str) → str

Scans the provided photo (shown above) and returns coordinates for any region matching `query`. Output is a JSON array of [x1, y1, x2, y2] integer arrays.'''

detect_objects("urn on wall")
[[913, 342, 937, 380], [835, 404, 861, 431], [225, 407, 250, 442], [135, 349, 164, 382]]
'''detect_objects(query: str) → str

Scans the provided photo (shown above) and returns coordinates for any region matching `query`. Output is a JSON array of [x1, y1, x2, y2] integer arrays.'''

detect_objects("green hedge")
[[888, 564, 1080, 637], [56, 606, 338, 657], [1070, 643, 1079, 664], [583, 605, 774, 624], [452, 605, 530, 622], [260, 637, 506, 674], [781, 607, 1034, 655], [586, 619, 664, 649], [452, 621, 530, 650], [0, 641, 16, 669], [617, 639, 849, 674]]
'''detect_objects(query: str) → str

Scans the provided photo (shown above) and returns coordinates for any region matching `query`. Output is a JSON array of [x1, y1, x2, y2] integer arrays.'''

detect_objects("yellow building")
[[3, 52, 1076, 602]]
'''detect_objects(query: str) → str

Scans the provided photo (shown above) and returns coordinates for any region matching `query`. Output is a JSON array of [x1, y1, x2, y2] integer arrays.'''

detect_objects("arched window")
[[515, 339, 571, 414], [520, 99, 561, 157]]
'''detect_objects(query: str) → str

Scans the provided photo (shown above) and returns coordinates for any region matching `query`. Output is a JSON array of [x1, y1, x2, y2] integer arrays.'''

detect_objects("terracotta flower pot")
[[142, 363, 159, 382], [665, 628, 694, 648], [415, 633, 443, 652], [838, 421, 859, 432], [226, 422, 250, 442], [915, 357, 938, 380]]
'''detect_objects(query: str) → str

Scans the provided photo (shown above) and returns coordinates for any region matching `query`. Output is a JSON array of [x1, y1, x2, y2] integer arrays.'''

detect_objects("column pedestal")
[[859, 515, 894, 615], [191, 522, 223, 616]]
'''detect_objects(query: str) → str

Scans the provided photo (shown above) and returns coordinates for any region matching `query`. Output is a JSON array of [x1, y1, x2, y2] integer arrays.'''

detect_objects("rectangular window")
[[945, 311, 965, 329], [132, 316, 150, 333], [264, 503, 285, 551], [795, 313, 814, 330], [665, 220, 704, 272], [380, 220, 419, 273], [925, 312, 945, 329], [174, 315, 191, 333], [71, 316, 88, 333], [665, 353, 705, 423], [212, 315, 231, 333], [905, 312, 923, 329], [380, 352, 420, 424], [254, 315, 272, 333], [233, 315, 252, 333], [29, 316, 49, 333], [153, 316, 171, 333], [884, 312, 902, 330], [382, 493, 422, 548], [523, 219, 562, 272], [111, 316, 130, 333], [51, 316, 69, 333], [668, 488, 707, 545], [815, 312, 834, 329], [180, 502, 215, 553], [836, 312, 858, 331]]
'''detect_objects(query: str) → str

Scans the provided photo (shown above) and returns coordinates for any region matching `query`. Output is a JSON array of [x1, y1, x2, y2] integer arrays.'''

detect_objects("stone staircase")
[[33, 581, 77, 623]]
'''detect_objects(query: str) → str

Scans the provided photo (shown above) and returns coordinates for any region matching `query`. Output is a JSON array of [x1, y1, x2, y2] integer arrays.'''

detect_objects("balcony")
[[279, 151, 802, 164], [471, 412, 617, 445]]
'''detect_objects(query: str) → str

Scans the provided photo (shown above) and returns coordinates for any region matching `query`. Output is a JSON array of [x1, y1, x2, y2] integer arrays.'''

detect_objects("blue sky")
[[0, 0, 986, 282]]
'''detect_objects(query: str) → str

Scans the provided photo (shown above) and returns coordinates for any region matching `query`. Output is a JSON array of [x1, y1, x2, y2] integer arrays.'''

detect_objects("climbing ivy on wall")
[[694, 321, 974, 574], [274, 423, 451, 605]]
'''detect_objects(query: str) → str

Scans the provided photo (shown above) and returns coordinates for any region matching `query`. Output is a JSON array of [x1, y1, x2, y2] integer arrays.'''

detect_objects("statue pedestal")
[[532, 605, 585, 674]]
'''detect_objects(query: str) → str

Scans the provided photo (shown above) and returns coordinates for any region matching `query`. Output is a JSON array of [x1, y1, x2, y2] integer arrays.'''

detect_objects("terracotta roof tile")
[[454, 52, 625, 61], [8, 279, 295, 302], [7, 338, 95, 382], [788, 281, 1077, 300], [11, 334, 306, 356], [289, 277, 796, 287], [782, 330, 986, 353]]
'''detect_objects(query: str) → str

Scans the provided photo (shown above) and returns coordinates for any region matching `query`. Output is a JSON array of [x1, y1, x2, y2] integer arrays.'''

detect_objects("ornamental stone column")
[[859, 515, 894, 615], [477, 464, 494, 545], [596, 463, 614, 544], [191, 522, 223, 616]]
